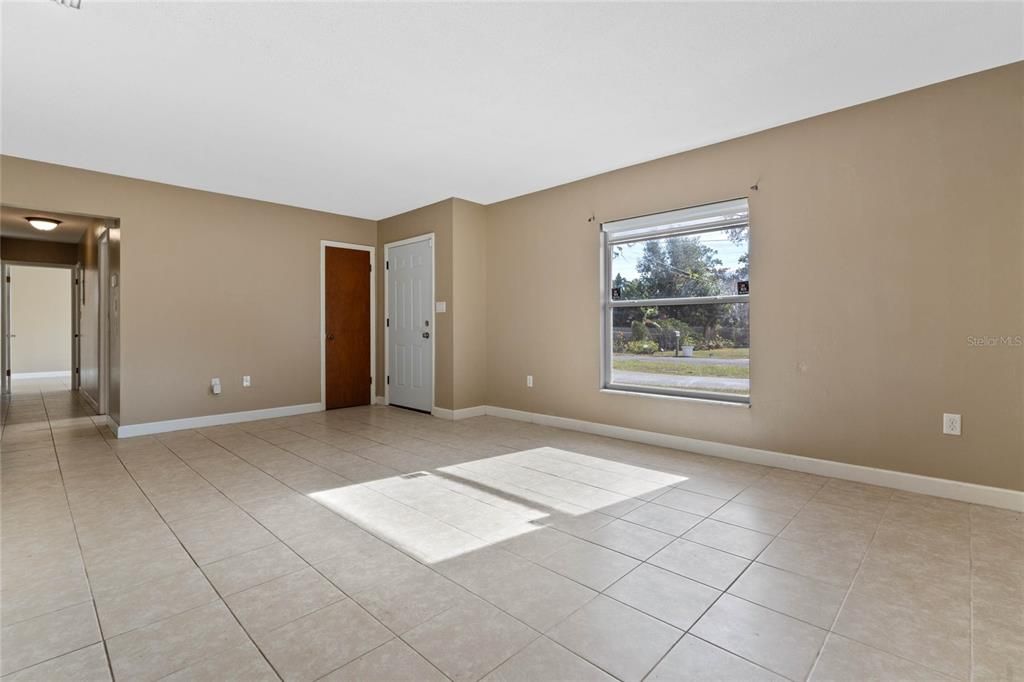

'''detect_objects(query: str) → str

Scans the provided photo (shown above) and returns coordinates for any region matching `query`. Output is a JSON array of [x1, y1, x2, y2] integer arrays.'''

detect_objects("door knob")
[[422, 332, 430, 339], [326, 333, 335, 341]]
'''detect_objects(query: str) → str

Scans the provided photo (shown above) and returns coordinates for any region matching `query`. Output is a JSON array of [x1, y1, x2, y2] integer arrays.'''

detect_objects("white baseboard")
[[12, 370, 72, 379], [457, 405, 1023, 512], [455, 406, 488, 420], [114, 403, 322, 439], [374, 396, 387, 406], [431, 405, 487, 421]]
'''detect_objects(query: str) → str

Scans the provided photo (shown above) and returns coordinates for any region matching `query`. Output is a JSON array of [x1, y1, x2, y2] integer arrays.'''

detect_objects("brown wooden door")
[[325, 247, 371, 409]]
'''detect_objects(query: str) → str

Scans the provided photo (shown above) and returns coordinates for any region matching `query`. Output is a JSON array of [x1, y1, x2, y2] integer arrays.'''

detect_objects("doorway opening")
[[320, 241, 375, 410], [4, 264, 73, 383], [384, 233, 435, 413], [1, 205, 120, 426]]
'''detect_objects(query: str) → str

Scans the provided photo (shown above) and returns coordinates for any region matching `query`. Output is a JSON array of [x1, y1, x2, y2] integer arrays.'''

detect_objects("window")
[[601, 198, 750, 403]]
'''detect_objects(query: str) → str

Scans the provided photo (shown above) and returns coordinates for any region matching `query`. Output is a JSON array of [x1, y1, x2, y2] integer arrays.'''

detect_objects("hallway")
[[1, 376, 102, 444]]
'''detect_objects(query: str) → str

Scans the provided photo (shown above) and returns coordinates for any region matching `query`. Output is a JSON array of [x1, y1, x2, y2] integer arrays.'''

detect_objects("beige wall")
[[375, 199, 455, 410], [373, 198, 488, 411], [0, 156, 376, 425], [451, 199, 489, 409], [483, 63, 1023, 491], [9, 265, 71, 374]]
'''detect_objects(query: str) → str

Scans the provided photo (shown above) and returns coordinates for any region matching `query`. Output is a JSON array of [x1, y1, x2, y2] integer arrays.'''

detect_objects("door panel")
[[325, 247, 371, 409], [388, 239, 433, 412]]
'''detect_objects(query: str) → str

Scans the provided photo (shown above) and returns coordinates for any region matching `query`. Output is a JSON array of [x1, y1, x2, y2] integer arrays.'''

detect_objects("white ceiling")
[[2, 2, 1020, 220]]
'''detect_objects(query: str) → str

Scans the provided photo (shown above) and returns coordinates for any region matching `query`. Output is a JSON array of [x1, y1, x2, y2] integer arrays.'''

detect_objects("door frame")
[[71, 264, 81, 392], [320, 240, 376, 411], [383, 233, 435, 412], [98, 229, 110, 414]]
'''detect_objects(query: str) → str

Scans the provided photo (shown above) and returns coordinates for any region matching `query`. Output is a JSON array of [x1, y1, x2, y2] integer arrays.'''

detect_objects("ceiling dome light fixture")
[[51, 0, 82, 8], [26, 217, 62, 232]]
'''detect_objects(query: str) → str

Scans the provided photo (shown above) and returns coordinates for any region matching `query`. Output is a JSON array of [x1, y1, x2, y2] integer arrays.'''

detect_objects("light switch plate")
[[435, 301, 447, 313]]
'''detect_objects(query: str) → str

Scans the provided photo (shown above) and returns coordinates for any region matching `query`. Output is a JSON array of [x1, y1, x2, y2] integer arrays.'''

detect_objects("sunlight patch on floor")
[[309, 447, 686, 563]]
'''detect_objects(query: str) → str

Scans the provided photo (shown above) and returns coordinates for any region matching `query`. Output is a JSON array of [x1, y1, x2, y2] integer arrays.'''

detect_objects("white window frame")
[[600, 197, 751, 404]]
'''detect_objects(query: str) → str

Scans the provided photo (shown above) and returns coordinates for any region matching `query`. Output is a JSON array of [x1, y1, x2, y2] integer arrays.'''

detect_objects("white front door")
[[387, 237, 433, 412]]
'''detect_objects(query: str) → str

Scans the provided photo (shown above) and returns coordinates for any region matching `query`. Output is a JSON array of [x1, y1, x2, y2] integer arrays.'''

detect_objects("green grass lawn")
[[651, 347, 750, 359], [613, 357, 750, 378]]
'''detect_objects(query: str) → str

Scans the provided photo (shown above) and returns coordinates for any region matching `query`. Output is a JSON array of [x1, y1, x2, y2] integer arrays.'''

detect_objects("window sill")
[[599, 387, 751, 408]]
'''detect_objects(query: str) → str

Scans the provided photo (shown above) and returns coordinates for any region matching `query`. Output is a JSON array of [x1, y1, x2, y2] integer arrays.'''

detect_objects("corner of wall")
[[451, 198, 489, 410]]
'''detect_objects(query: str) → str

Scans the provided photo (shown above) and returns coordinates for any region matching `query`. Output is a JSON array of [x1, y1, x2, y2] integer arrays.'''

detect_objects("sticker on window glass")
[[737, 281, 749, 294], [611, 287, 622, 300]]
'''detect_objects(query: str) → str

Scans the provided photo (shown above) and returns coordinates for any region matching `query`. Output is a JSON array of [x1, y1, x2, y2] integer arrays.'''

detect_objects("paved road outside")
[[612, 370, 749, 392], [616, 354, 749, 366]]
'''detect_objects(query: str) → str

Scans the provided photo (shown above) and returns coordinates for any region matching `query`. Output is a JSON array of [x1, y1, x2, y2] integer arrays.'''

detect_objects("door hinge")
[[385, 260, 389, 270], [4, 276, 9, 283], [369, 263, 372, 273], [75, 367, 80, 374], [370, 376, 373, 385], [5, 369, 9, 377], [386, 318, 389, 327], [386, 375, 390, 385]]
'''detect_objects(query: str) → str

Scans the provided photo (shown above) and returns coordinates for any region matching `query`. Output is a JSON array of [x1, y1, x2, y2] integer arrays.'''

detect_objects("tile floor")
[[1, 378, 1021, 681]]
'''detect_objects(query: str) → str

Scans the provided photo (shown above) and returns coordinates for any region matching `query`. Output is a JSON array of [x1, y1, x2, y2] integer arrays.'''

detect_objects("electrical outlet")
[[242, 375, 251, 387], [943, 413, 961, 436], [526, 375, 533, 388]]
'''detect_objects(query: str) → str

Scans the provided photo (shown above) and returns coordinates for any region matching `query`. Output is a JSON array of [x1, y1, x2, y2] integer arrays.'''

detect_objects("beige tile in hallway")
[[1, 379, 1020, 681]]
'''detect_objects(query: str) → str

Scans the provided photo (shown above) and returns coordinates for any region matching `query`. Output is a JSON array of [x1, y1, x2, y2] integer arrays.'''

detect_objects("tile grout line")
[[158, 426, 455, 681], [108, 432, 292, 675], [210, 419, 557, 681], [213, 419, 659, 591], [484, 477, 775, 681], [55, 429, 280, 679], [313, 629, 453, 682], [637, 479, 828, 682], [106, 440, 287, 682], [799, 493, 975, 682], [38, 388, 118, 682], [190, 419, 582, 681], [218, 417, 840, 682], [968, 505, 975, 682], [802, 490, 894, 681]]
